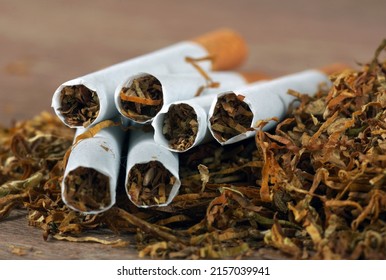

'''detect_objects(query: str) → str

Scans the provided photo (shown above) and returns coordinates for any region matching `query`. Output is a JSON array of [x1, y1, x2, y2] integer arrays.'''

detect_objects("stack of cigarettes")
[[52, 28, 344, 213]]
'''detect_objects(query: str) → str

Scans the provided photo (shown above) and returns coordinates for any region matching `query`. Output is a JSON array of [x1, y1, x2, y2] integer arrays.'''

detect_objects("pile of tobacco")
[[1, 42, 385, 259]]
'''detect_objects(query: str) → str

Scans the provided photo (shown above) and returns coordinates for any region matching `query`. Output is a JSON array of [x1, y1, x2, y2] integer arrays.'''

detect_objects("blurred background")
[[1, 0, 385, 126]]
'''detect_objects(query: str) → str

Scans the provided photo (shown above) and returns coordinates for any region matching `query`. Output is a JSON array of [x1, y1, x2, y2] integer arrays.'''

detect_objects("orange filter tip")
[[192, 28, 248, 71], [238, 71, 272, 83]]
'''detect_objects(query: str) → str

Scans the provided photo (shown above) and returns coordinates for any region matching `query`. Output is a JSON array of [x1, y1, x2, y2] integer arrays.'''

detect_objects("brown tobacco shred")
[[162, 104, 198, 151], [127, 161, 175, 206], [119, 75, 163, 122], [58, 85, 100, 127], [63, 167, 111, 212], [1, 41, 385, 260], [209, 93, 254, 142], [185, 56, 220, 97], [0, 112, 73, 219]]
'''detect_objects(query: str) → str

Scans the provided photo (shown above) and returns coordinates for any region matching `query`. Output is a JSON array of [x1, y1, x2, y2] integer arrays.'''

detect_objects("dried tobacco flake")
[[58, 85, 100, 127], [127, 161, 175, 206], [253, 41, 386, 259], [209, 93, 253, 142], [63, 167, 111, 212], [0, 172, 43, 198], [0, 112, 74, 219], [163, 104, 198, 151], [119, 75, 163, 122]]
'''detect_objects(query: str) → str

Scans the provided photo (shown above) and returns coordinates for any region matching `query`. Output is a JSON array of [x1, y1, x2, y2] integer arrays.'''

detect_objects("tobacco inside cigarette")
[[58, 85, 100, 127], [127, 161, 176, 206], [63, 167, 111, 212], [209, 93, 253, 143], [119, 74, 163, 123], [162, 103, 198, 151]]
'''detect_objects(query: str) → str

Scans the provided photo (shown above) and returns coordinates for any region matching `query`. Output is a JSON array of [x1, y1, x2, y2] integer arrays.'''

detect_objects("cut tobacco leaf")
[[119, 75, 163, 122], [185, 56, 220, 97]]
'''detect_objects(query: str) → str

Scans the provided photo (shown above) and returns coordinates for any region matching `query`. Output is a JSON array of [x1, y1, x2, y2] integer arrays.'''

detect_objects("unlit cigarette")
[[208, 65, 348, 145], [61, 124, 125, 214], [152, 72, 269, 152], [125, 129, 180, 208], [153, 93, 215, 153], [52, 29, 247, 129]]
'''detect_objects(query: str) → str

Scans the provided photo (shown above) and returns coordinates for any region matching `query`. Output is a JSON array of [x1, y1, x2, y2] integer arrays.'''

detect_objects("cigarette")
[[61, 123, 125, 214], [208, 65, 349, 145], [153, 95, 214, 153], [152, 72, 269, 152], [51, 28, 247, 129], [115, 71, 258, 124], [125, 128, 180, 208]]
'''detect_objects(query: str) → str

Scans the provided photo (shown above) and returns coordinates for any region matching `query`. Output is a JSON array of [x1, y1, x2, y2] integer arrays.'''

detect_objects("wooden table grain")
[[1, 0, 385, 259]]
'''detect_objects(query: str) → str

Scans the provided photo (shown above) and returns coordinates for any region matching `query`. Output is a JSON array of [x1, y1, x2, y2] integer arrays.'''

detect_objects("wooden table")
[[1, 0, 385, 259]]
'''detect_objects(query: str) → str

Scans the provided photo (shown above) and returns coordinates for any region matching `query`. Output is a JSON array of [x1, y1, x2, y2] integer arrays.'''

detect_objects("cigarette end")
[[192, 28, 248, 71], [318, 63, 351, 75], [239, 71, 271, 83]]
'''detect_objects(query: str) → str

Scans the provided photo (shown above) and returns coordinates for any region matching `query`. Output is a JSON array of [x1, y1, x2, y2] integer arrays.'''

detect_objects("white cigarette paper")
[[116, 71, 247, 124], [125, 129, 181, 208], [61, 124, 125, 214], [208, 70, 331, 145]]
